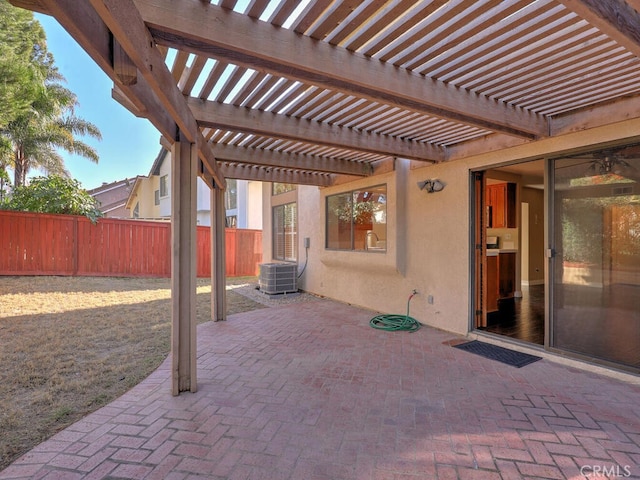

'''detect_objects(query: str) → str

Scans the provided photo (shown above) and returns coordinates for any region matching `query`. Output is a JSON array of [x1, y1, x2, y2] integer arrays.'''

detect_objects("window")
[[154, 189, 160, 206], [326, 185, 387, 251], [273, 183, 296, 195], [133, 202, 139, 218], [226, 215, 237, 228], [159, 175, 168, 197], [225, 179, 237, 210], [273, 202, 297, 261]]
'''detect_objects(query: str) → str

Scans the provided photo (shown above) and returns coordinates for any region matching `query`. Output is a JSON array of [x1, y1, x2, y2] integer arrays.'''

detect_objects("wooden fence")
[[0, 211, 262, 278]]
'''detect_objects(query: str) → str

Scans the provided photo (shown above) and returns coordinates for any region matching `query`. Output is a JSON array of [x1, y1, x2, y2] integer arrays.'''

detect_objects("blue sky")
[[34, 0, 307, 190], [37, 14, 162, 190]]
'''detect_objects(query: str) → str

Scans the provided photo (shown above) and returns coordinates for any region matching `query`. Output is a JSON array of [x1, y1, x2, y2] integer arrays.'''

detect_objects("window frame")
[[225, 179, 238, 210], [159, 175, 168, 198], [325, 184, 387, 252], [273, 202, 297, 262]]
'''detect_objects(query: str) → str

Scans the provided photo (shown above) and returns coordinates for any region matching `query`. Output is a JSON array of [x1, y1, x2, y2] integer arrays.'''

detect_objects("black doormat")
[[453, 340, 542, 368]]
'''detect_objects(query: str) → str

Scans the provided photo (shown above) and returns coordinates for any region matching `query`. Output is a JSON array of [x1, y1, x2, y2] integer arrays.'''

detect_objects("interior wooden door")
[[473, 172, 488, 328]]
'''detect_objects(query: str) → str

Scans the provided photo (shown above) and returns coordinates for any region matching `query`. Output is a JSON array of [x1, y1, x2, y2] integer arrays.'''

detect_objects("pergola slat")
[[188, 97, 446, 162], [137, 0, 548, 139]]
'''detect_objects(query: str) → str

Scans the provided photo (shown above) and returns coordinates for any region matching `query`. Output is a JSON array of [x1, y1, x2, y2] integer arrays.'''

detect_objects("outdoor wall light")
[[417, 179, 445, 193]]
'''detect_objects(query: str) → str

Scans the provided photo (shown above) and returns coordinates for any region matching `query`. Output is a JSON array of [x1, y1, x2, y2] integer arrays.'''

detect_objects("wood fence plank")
[[197, 226, 211, 277], [226, 228, 236, 276], [132, 223, 140, 274], [0, 213, 8, 271], [0, 211, 262, 277]]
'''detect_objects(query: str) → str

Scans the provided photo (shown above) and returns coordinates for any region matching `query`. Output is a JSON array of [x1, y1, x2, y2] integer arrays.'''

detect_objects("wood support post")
[[170, 139, 198, 395], [211, 184, 227, 321]]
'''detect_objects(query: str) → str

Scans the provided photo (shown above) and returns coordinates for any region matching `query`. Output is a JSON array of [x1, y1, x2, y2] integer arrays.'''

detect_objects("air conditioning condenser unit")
[[259, 263, 297, 295]]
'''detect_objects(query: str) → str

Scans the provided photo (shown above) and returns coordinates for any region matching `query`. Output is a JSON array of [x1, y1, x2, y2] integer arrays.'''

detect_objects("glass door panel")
[[552, 149, 640, 370]]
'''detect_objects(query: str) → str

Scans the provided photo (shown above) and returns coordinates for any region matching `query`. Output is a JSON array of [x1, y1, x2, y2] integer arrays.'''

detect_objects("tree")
[[0, 0, 47, 128], [0, 0, 48, 195], [1, 174, 103, 222], [0, 0, 102, 188]]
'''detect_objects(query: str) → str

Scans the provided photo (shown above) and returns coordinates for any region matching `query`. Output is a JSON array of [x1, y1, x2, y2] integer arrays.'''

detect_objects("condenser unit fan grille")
[[259, 263, 297, 295]]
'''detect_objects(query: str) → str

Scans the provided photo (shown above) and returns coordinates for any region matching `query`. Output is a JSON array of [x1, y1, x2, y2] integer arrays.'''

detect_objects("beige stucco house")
[[127, 149, 263, 228], [262, 126, 639, 374]]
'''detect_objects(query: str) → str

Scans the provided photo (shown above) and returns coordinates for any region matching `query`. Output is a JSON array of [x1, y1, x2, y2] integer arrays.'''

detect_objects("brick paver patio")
[[1, 298, 639, 479]]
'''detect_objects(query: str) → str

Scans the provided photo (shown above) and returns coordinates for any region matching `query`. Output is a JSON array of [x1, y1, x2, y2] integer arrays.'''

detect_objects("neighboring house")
[[88, 178, 135, 218], [125, 149, 169, 221], [126, 148, 262, 228], [224, 178, 263, 229]]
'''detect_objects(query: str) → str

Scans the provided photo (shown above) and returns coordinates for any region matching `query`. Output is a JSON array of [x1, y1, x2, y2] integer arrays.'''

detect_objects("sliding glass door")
[[551, 148, 640, 370]]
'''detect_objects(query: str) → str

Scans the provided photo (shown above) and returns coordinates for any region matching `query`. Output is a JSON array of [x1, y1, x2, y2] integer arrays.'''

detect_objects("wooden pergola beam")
[[210, 143, 372, 177], [449, 94, 640, 160], [189, 98, 444, 162], [556, 0, 640, 58], [17, 0, 194, 176], [219, 164, 335, 186], [550, 95, 640, 136], [85, 0, 224, 189], [8, 0, 48, 14], [135, 0, 549, 140], [113, 39, 137, 86], [185, 138, 352, 186]]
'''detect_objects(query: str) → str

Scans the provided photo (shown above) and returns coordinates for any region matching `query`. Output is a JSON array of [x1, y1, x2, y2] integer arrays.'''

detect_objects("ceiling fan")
[[584, 155, 635, 176], [558, 145, 640, 183]]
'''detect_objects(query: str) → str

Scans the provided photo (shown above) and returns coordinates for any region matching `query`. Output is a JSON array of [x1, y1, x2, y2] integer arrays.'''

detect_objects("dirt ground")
[[0, 275, 265, 471]]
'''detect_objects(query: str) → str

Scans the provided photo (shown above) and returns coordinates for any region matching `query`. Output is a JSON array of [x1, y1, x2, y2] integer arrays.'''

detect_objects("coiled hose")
[[369, 290, 421, 332]]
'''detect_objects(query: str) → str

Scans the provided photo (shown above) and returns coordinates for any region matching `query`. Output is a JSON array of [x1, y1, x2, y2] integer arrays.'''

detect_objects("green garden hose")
[[369, 290, 421, 332]]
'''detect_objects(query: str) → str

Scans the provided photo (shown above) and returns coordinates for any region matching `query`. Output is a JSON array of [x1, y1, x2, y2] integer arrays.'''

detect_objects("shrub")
[[1, 175, 103, 222]]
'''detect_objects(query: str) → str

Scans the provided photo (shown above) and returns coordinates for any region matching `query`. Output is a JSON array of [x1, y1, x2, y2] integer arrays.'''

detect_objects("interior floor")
[[552, 283, 640, 369], [480, 283, 639, 370], [482, 284, 545, 345]]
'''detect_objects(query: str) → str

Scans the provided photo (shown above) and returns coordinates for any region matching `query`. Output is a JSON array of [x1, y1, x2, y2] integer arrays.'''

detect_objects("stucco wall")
[[129, 176, 161, 219], [158, 159, 171, 218], [263, 118, 640, 336], [264, 160, 473, 335], [247, 181, 263, 230], [140, 176, 161, 219], [196, 178, 212, 226]]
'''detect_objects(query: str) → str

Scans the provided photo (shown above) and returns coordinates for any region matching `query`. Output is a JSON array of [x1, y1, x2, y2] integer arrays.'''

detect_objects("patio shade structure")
[[10, 0, 640, 394]]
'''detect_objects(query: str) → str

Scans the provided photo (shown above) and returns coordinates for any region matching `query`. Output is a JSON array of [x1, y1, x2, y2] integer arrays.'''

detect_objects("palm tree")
[[0, 0, 47, 129], [0, 49, 101, 187]]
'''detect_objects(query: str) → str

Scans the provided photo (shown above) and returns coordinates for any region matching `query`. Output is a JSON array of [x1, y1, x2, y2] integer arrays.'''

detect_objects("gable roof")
[[149, 147, 168, 176], [88, 178, 135, 215]]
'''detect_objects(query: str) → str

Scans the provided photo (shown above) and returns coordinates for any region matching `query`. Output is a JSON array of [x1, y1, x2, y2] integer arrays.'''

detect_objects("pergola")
[[10, 0, 640, 394]]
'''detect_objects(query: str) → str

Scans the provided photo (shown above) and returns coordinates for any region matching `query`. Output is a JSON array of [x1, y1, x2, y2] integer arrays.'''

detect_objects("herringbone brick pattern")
[[1, 299, 639, 479]]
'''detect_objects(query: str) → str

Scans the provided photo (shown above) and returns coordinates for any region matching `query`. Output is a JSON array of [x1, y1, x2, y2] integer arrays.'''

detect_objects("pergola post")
[[211, 184, 227, 321], [170, 139, 198, 395]]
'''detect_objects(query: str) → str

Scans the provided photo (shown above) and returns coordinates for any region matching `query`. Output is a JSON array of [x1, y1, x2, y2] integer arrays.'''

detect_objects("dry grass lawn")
[[0, 275, 265, 471]]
